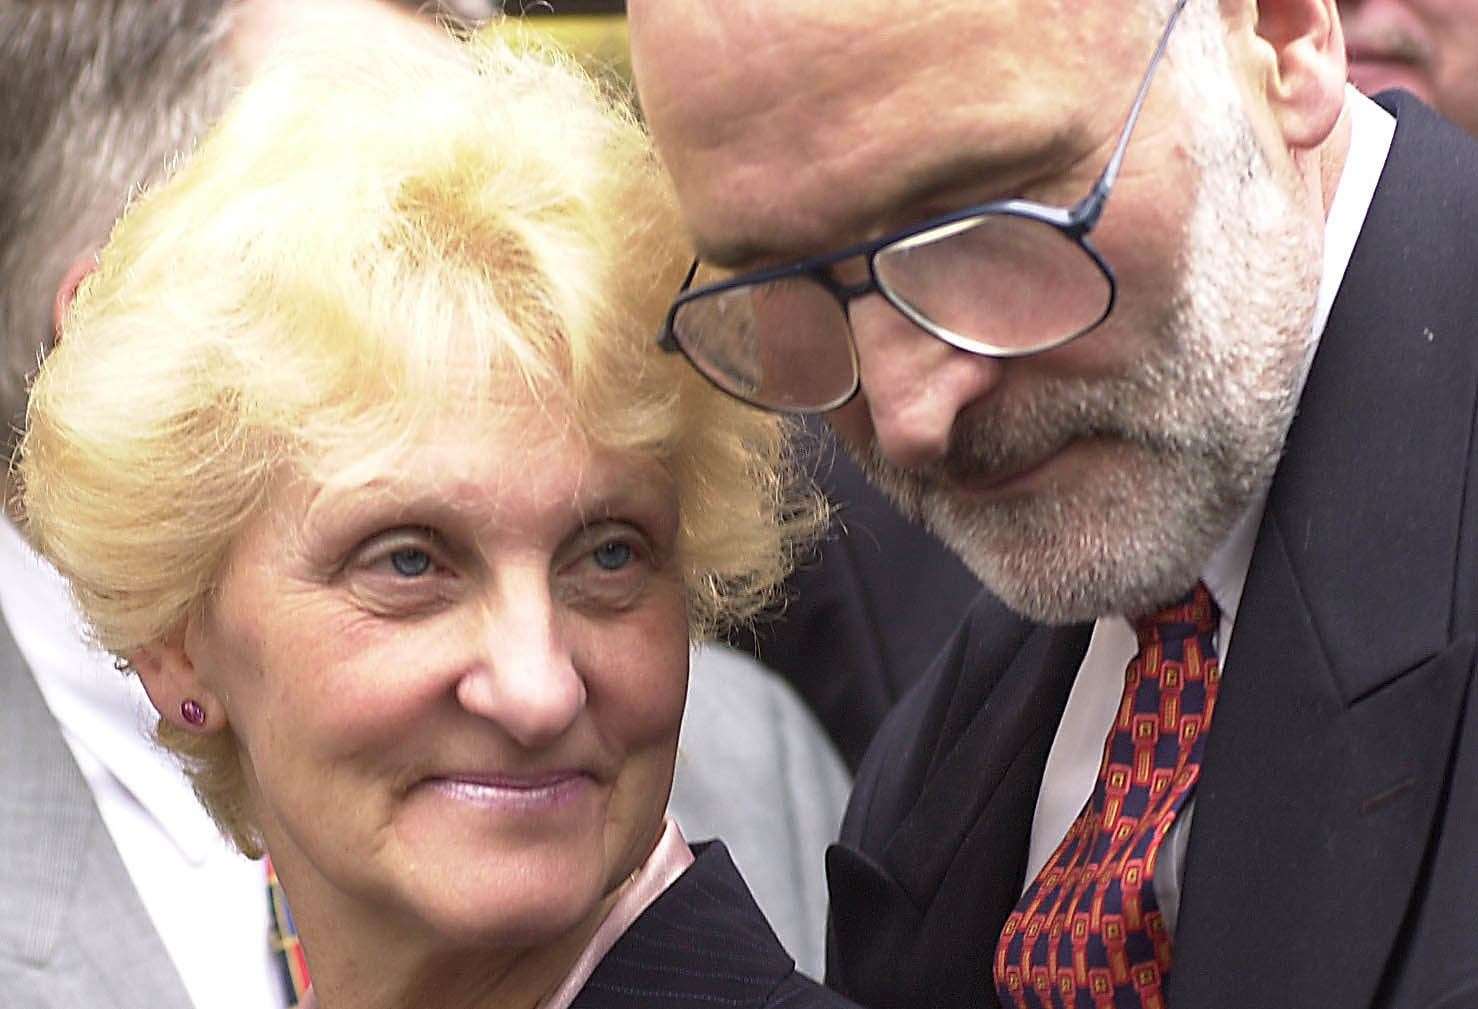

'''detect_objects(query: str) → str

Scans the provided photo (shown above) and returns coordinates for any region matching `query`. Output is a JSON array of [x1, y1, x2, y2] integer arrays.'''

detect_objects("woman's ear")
[[131, 634, 227, 735], [52, 247, 101, 343], [1245, 0, 1347, 149]]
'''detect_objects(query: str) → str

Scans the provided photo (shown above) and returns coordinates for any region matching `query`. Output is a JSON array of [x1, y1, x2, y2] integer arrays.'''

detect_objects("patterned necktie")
[[267, 856, 313, 1007], [994, 583, 1221, 1009]]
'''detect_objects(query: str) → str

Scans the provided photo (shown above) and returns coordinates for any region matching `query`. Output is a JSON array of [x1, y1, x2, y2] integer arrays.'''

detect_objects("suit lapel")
[[884, 624, 1091, 912], [1170, 524, 1472, 1009], [829, 613, 1090, 1005], [0, 618, 193, 1009], [1169, 93, 1478, 1009]]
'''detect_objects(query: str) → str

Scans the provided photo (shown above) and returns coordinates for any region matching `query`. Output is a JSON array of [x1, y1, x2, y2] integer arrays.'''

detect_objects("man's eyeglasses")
[[657, 0, 1191, 413]]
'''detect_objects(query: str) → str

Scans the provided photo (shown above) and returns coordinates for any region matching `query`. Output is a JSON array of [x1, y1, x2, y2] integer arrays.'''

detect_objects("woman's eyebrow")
[[298, 461, 675, 534]]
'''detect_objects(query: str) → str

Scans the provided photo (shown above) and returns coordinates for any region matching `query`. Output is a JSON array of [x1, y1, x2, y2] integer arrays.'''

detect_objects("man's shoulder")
[[1283, 89, 1478, 667], [763, 972, 867, 1008], [1367, 92, 1478, 262], [0, 625, 74, 799], [0, 622, 191, 1008], [1377, 90, 1478, 174], [840, 592, 1060, 852]]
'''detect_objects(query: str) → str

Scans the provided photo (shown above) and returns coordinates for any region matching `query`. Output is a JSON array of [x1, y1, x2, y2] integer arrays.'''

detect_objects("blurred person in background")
[[1340, 0, 1478, 135], [21, 25, 857, 1009]]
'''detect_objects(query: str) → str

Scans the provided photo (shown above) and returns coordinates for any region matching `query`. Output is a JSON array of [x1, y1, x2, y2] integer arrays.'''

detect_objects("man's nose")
[[836, 294, 1005, 470], [455, 593, 586, 749]]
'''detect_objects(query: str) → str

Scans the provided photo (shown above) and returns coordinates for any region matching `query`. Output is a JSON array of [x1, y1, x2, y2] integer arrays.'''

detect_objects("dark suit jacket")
[[574, 840, 861, 1008], [826, 93, 1478, 1009]]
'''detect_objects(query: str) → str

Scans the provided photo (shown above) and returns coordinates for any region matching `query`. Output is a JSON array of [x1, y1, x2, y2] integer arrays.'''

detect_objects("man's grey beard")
[[855, 42, 1323, 624]]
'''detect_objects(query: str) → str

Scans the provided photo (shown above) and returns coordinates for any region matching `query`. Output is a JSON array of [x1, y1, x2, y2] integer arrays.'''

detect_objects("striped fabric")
[[572, 840, 861, 1008], [995, 583, 1221, 1008], [266, 856, 312, 1008]]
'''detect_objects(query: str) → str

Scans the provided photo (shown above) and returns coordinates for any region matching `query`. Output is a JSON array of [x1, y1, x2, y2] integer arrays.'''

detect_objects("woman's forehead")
[[288, 410, 675, 529]]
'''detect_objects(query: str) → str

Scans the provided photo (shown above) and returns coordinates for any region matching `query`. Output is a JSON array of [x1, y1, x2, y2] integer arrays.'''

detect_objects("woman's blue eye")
[[592, 541, 633, 571], [389, 548, 432, 577]]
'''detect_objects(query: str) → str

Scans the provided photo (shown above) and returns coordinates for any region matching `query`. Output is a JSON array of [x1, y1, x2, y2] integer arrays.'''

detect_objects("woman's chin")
[[385, 824, 621, 950], [406, 864, 612, 952], [436, 898, 601, 952]]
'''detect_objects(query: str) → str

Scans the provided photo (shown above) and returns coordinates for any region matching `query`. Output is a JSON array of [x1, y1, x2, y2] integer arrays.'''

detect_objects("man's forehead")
[[632, 0, 1070, 133], [632, 0, 1142, 266]]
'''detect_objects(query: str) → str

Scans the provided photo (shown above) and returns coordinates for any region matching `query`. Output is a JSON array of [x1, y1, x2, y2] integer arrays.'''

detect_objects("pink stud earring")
[[180, 699, 207, 727]]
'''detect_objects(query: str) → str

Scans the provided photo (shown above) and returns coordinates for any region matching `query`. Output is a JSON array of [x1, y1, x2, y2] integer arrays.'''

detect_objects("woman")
[[20, 24, 857, 1009]]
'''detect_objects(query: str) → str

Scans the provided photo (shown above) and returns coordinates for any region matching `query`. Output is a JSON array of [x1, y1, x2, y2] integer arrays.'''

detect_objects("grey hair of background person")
[[0, 0, 482, 468], [0, 1, 241, 454]]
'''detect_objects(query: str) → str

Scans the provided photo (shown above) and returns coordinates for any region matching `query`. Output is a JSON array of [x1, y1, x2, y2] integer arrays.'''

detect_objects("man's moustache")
[[865, 405, 1120, 497]]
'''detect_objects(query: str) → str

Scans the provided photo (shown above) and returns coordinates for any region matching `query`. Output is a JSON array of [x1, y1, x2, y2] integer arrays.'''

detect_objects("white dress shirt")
[[0, 518, 286, 1009], [1024, 87, 1397, 933]]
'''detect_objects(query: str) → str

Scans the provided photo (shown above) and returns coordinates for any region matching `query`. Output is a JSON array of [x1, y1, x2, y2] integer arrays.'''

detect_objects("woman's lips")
[[420, 771, 595, 810]]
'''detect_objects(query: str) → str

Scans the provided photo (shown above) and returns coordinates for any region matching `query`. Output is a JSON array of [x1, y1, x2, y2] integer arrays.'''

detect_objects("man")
[[1341, 0, 1478, 134], [629, 0, 1478, 1006]]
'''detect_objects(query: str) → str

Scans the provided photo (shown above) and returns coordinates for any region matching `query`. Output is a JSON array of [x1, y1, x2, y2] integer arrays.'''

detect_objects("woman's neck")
[[302, 886, 624, 1009]]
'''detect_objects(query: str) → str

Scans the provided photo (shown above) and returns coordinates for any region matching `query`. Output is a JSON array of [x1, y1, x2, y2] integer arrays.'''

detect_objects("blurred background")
[[485, 1, 631, 81]]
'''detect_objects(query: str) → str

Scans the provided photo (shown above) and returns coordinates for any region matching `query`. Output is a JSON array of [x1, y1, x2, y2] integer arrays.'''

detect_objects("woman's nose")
[[455, 596, 586, 749], [840, 295, 1005, 470]]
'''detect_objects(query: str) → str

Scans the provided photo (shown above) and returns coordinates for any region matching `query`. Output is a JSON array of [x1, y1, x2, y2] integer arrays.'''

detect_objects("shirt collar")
[[0, 517, 224, 864], [1311, 87, 1396, 346]]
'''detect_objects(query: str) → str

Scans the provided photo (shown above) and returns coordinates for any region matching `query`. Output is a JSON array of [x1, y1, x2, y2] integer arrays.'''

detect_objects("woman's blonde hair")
[[19, 23, 821, 855]]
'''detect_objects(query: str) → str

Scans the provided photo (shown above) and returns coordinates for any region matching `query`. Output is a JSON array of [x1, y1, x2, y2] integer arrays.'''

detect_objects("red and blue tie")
[[994, 583, 1221, 1009]]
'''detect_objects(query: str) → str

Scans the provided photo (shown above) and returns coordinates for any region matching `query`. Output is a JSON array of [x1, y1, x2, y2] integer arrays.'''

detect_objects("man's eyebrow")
[[877, 131, 1084, 225], [696, 140, 1076, 271], [696, 236, 790, 271], [890, 149, 1044, 215]]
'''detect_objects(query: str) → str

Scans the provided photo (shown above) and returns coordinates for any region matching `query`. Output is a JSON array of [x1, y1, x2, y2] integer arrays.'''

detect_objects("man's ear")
[[130, 632, 227, 735], [1243, 0, 1347, 149], [52, 248, 101, 343]]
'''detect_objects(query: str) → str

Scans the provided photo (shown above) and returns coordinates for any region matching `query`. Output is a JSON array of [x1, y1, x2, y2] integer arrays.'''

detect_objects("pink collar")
[[537, 817, 694, 1009]]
